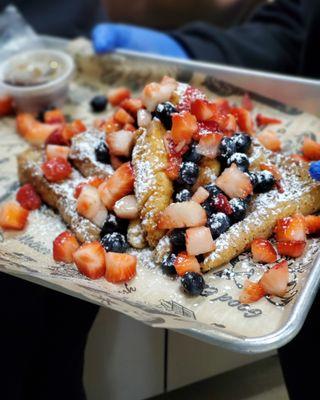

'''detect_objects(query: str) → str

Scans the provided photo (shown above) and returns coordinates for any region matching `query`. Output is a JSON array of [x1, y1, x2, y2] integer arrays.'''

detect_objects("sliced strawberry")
[[157, 201, 207, 230], [304, 215, 320, 235], [16, 184, 41, 211], [256, 114, 282, 127], [61, 120, 87, 142], [141, 77, 177, 111], [124, 123, 136, 132], [74, 182, 86, 199], [196, 132, 222, 159], [186, 226, 215, 256], [220, 113, 237, 134], [212, 193, 233, 215], [114, 107, 135, 125], [191, 187, 209, 204], [104, 117, 122, 134], [177, 86, 206, 112], [110, 155, 124, 170], [0, 201, 29, 230], [114, 195, 139, 219], [258, 130, 281, 152], [259, 260, 289, 297], [241, 93, 254, 111], [106, 129, 135, 157], [53, 231, 80, 263], [105, 252, 137, 283], [16, 113, 61, 145], [190, 99, 215, 121], [274, 214, 307, 242], [46, 144, 70, 161], [216, 98, 231, 114], [73, 241, 106, 279], [171, 111, 198, 145], [165, 154, 182, 180], [137, 109, 152, 128], [98, 162, 135, 209], [239, 280, 265, 304], [302, 138, 320, 161], [195, 120, 220, 140], [251, 239, 277, 263], [71, 119, 87, 134], [230, 107, 254, 134], [77, 185, 108, 227], [45, 127, 69, 146], [108, 87, 131, 107], [259, 162, 282, 181], [88, 176, 104, 188], [216, 163, 253, 199], [174, 251, 201, 276], [120, 98, 143, 116], [44, 109, 65, 124], [41, 157, 72, 182], [0, 95, 14, 116], [276, 240, 306, 258]]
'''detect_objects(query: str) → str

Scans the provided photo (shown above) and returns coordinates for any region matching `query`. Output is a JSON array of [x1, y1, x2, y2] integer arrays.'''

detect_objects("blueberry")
[[183, 141, 202, 163], [253, 171, 276, 193], [100, 214, 128, 238], [207, 212, 231, 239], [161, 253, 177, 276], [229, 198, 248, 223], [247, 172, 259, 187], [309, 162, 320, 181], [100, 232, 128, 253], [218, 137, 237, 164], [181, 272, 205, 295], [95, 141, 110, 164], [90, 95, 108, 112], [178, 161, 199, 186], [233, 132, 252, 153], [174, 188, 192, 202], [152, 102, 176, 130], [202, 198, 214, 217], [203, 183, 222, 197], [226, 153, 250, 172], [169, 229, 186, 253]]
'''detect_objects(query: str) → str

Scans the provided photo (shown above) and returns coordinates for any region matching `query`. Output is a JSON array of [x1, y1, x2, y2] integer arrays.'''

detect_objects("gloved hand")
[[92, 23, 189, 59], [309, 162, 320, 180]]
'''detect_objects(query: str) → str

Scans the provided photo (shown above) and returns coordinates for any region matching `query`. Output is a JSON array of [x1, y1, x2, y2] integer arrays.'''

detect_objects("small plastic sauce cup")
[[0, 48, 75, 112]]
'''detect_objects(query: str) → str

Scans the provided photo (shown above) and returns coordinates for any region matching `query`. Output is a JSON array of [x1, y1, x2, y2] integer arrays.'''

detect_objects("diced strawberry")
[[157, 201, 207, 230], [71, 119, 87, 134], [120, 98, 143, 116], [16, 113, 61, 145], [0, 201, 29, 230], [239, 280, 265, 304], [46, 144, 70, 161], [16, 184, 41, 211], [73, 241, 106, 279], [212, 193, 233, 215], [220, 113, 237, 134], [258, 130, 281, 152], [186, 226, 215, 256], [302, 138, 320, 161], [137, 109, 152, 128], [304, 215, 320, 235], [256, 113, 282, 127], [177, 86, 206, 112], [41, 157, 72, 182], [216, 163, 253, 199], [196, 132, 223, 159], [106, 129, 135, 157], [259, 162, 282, 181], [74, 177, 104, 199], [171, 111, 198, 145], [191, 187, 209, 204], [108, 87, 131, 107], [276, 240, 306, 258], [174, 251, 201, 276], [114, 107, 135, 125], [230, 107, 254, 134], [88, 176, 104, 188], [77, 185, 108, 227], [123, 123, 136, 132], [0, 95, 14, 116], [141, 77, 177, 111], [216, 98, 231, 114], [44, 109, 65, 124], [61, 120, 87, 142], [274, 214, 307, 242], [104, 117, 122, 134], [259, 260, 289, 297], [53, 231, 80, 263], [251, 239, 277, 263], [114, 195, 139, 219], [74, 183, 86, 199], [190, 99, 215, 121], [241, 93, 254, 111], [165, 154, 182, 180], [98, 162, 135, 209], [110, 155, 124, 170], [105, 252, 137, 283], [195, 120, 220, 140], [45, 127, 69, 146]]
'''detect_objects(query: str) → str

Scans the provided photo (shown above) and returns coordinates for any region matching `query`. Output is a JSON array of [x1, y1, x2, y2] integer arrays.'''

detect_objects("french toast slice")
[[17, 147, 100, 243]]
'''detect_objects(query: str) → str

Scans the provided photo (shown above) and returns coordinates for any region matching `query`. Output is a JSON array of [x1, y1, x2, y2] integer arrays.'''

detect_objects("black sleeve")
[[171, 0, 305, 74]]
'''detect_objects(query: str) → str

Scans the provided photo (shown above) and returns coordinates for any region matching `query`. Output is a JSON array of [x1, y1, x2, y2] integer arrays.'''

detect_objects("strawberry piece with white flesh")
[[259, 260, 289, 297], [53, 231, 80, 263], [106, 130, 135, 157], [216, 163, 253, 199], [44, 109, 65, 124], [114, 195, 139, 219], [108, 87, 131, 106], [98, 162, 135, 209], [196, 133, 223, 159], [105, 252, 137, 283], [239, 280, 265, 304], [114, 108, 135, 125], [0, 95, 13, 116], [302, 138, 320, 161], [157, 201, 207, 230], [191, 187, 209, 204], [137, 109, 152, 128], [274, 214, 307, 242], [73, 241, 106, 279], [190, 99, 215, 121], [16, 183, 41, 210], [77, 185, 108, 228], [276, 241, 306, 258], [171, 111, 198, 145], [16, 113, 61, 145], [46, 145, 70, 161], [141, 76, 177, 111], [251, 239, 278, 264], [174, 252, 201, 276], [0, 201, 29, 230], [186, 226, 215, 256], [230, 107, 254, 135], [256, 114, 282, 127], [120, 98, 143, 116], [258, 130, 281, 152], [304, 215, 320, 235], [41, 157, 72, 182]]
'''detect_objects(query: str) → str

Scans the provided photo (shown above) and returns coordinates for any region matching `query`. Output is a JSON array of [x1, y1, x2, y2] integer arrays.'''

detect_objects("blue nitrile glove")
[[92, 23, 189, 59], [309, 162, 320, 180]]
